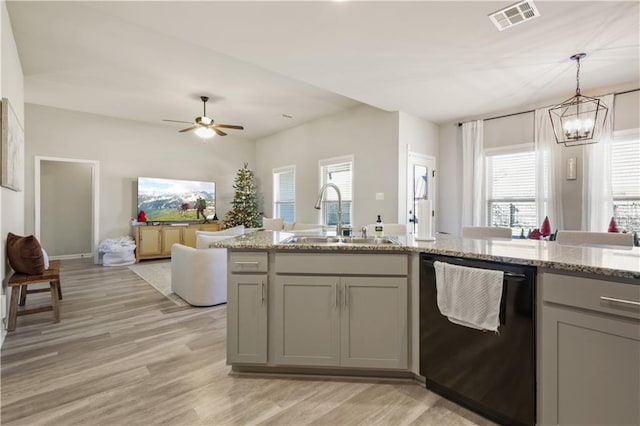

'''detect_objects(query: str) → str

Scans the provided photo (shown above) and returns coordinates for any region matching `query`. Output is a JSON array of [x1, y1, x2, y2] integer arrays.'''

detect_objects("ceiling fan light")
[[194, 127, 215, 139]]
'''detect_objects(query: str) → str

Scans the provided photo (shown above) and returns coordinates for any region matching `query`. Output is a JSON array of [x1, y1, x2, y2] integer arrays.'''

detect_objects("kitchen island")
[[212, 230, 640, 425]]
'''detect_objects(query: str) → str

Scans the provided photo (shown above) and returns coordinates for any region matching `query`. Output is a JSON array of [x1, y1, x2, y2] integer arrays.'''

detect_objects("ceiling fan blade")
[[179, 125, 200, 133], [214, 124, 244, 130], [163, 119, 194, 124], [213, 128, 227, 136]]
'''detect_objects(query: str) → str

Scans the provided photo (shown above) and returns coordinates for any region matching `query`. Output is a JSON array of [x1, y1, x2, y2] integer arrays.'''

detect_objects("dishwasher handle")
[[421, 258, 526, 280]]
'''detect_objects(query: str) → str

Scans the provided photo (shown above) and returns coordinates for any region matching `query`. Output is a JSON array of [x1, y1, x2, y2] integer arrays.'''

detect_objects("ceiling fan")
[[163, 96, 244, 138]]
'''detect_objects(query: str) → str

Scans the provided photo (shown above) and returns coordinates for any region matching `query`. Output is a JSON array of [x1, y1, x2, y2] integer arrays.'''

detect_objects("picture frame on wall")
[[1, 97, 24, 191]]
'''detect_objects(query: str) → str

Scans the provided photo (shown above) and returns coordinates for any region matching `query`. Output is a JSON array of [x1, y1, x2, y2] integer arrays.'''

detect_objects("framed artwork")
[[1, 97, 24, 191]]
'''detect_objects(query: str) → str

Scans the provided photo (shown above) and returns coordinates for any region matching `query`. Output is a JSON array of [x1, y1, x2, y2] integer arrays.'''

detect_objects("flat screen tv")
[[137, 176, 215, 222]]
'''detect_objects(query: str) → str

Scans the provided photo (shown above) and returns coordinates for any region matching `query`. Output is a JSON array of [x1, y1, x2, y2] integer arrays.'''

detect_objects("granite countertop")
[[211, 230, 640, 280]]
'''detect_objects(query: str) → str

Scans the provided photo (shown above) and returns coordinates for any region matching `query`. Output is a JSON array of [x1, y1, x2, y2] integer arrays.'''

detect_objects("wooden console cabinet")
[[133, 223, 221, 262]]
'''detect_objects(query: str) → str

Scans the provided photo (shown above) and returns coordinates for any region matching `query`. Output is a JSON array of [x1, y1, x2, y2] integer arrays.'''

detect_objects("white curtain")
[[534, 107, 564, 232], [461, 120, 484, 227], [582, 93, 615, 231]]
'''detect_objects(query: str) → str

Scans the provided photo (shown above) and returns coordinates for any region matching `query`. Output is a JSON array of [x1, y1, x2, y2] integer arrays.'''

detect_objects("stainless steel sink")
[[282, 236, 398, 245]]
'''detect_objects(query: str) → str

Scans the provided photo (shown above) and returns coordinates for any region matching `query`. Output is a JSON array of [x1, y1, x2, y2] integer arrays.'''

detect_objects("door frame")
[[406, 152, 436, 235], [35, 156, 100, 262]]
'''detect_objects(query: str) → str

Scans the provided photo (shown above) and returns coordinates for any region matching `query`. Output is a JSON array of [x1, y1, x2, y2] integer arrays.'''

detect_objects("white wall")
[[437, 123, 461, 235], [438, 87, 640, 235], [397, 111, 439, 225], [255, 104, 399, 230], [1, 1, 25, 343], [25, 104, 256, 243]]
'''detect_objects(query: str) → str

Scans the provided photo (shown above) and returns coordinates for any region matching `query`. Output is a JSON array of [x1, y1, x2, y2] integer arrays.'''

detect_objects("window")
[[273, 166, 295, 223], [486, 149, 537, 236], [611, 135, 640, 232], [319, 156, 353, 226]]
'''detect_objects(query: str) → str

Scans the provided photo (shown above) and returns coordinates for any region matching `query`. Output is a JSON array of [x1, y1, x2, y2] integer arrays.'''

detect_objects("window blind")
[[611, 137, 640, 232], [320, 158, 353, 225], [486, 150, 537, 235], [273, 166, 295, 223]]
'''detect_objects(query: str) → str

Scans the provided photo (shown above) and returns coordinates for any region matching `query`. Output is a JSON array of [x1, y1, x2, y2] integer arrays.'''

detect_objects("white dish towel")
[[433, 261, 505, 332]]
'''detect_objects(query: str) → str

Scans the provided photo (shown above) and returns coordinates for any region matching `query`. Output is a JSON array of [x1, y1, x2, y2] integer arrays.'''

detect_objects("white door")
[[407, 153, 436, 235]]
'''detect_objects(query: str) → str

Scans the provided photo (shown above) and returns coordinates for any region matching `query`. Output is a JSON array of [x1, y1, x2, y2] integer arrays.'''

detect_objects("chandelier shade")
[[549, 53, 608, 147]]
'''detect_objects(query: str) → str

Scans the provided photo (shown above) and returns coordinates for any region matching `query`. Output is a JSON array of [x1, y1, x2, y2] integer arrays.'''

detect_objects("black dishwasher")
[[420, 254, 536, 426]]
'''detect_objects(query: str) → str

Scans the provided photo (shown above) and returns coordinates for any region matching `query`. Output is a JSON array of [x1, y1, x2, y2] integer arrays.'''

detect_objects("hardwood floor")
[[1, 258, 493, 425]]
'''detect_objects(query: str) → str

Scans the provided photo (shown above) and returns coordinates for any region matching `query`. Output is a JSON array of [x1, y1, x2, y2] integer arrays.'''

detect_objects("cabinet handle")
[[600, 296, 640, 307], [261, 280, 265, 304], [335, 283, 339, 308], [235, 261, 259, 265], [344, 283, 349, 309]]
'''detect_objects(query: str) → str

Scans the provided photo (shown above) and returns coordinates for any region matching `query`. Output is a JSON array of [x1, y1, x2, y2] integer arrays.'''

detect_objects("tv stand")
[[132, 222, 221, 262]]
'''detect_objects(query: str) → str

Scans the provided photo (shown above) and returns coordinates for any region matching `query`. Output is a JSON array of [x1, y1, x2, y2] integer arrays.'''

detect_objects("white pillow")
[[283, 223, 295, 231], [262, 217, 284, 230], [292, 228, 324, 235], [196, 234, 234, 249], [42, 248, 50, 270], [293, 223, 322, 230], [197, 225, 245, 237]]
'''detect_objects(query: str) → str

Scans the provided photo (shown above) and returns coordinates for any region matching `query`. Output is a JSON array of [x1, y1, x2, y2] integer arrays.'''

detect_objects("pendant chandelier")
[[549, 53, 608, 147]]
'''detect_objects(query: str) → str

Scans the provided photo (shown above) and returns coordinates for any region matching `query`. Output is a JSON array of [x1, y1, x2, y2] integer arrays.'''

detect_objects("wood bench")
[[7, 260, 62, 331]]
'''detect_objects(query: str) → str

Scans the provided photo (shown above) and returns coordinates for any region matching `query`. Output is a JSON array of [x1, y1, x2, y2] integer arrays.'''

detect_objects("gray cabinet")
[[539, 272, 640, 425], [227, 252, 268, 364], [340, 276, 407, 369], [273, 275, 340, 366], [273, 253, 408, 370], [133, 223, 222, 261]]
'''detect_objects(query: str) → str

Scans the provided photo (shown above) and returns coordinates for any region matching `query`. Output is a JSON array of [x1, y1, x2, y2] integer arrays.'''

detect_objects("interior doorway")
[[407, 152, 436, 235], [35, 156, 100, 261]]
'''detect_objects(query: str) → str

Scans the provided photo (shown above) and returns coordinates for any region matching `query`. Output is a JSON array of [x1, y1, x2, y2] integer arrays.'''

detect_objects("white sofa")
[[170, 225, 245, 306], [171, 244, 227, 306], [262, 217, 323, 233]]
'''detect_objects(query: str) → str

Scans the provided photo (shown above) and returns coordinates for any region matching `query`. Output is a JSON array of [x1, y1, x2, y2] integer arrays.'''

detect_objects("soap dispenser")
[[375, 215, 384, 237]]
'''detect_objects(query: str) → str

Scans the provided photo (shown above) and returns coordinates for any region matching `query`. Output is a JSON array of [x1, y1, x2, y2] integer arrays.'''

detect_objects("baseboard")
[[231, 365, 417, 382], [50, 252, 93, 261]]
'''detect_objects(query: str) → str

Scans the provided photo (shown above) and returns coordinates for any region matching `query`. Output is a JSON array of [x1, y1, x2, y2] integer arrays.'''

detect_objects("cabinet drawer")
[[230, 251, 268, 273], [275, 253, 407, 275], [542, 272, 640, 320]]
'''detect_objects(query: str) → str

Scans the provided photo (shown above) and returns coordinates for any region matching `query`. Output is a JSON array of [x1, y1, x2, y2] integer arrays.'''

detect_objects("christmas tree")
[[224, 163, 261, 229]]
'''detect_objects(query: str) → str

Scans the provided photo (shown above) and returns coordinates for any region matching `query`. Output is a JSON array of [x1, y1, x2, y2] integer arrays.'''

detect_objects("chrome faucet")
[[314, 183, 342, 238]]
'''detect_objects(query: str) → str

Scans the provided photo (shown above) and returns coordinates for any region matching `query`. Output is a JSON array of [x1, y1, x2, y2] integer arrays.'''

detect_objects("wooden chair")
[[7, 260, 62, 331]]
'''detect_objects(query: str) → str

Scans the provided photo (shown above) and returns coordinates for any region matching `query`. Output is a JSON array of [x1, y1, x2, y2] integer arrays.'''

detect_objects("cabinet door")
[[540, 304, 640, 426], [227, 273, 268, 364], [273, 275, 340, 366], [138, 227, 162, 256], [182, 227, 198, 248], [161, 227, 183, 255], [340, 276, 407, 369]]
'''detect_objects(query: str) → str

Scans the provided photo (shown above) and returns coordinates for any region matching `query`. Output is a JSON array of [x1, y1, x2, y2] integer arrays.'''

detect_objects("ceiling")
[[7, 1, 640, 140]]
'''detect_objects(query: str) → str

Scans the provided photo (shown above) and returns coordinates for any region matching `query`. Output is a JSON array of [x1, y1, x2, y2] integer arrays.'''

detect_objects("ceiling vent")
[[489, 1, 540, 31]]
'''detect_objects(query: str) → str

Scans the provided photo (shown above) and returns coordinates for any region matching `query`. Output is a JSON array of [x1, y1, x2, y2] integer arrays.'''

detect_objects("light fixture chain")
[[575, 56, 581, 95]]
